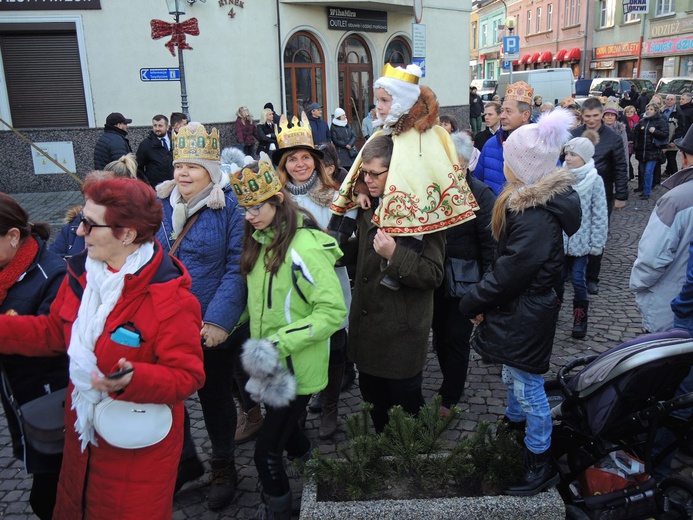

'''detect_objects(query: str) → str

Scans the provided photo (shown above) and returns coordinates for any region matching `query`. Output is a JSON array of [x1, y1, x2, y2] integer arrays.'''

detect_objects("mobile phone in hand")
[[105, 367, 134, 379]]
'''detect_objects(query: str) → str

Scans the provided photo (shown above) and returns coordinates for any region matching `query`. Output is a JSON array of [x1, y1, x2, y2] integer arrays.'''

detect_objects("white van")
[[496, 68, 575, 105]]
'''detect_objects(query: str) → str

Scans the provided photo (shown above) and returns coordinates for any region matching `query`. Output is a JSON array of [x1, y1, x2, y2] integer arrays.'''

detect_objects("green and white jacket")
[[246, 216, 347, 395]]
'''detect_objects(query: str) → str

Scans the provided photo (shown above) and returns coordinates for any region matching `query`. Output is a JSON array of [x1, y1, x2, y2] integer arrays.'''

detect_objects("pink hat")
[[504, 108, 575, 184]]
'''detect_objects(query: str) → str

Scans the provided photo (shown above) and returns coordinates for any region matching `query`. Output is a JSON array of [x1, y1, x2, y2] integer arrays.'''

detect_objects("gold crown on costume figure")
[[173, 123, 220, 162], [381, 63, 420, 85], [275, 112, 316, 151], [504, 81, 534, 104], [230, 152, 282, 206]]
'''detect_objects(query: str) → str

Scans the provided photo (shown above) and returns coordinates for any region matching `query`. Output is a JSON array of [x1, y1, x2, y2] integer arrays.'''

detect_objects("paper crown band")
[[229, 152, 282, 206], [381, 63, 420, 85], [275, 112, 316, 151], [173, 124, 220, 162]]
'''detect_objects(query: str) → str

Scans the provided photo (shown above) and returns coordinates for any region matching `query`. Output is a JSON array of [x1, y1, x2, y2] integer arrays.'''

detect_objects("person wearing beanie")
[[156, 124, 249, 511], [474, 81, 534, 195], [460, 108, 582, 497], [632, 102, 668, 200], [330, 107, 358, 169], [559, 131, 608, 339], [602, 102, 630, 177], [432, 131, 495, 417]]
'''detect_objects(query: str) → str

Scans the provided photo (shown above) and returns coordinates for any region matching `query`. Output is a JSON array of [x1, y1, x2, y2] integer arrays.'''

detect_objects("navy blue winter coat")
[[308, 114, 331, 145], [156, 187, 247, 334], [49, 206, 84, 259], [93, 125, 132, 170], [0, 238, 68, 473], [473, 129, 508, 196]]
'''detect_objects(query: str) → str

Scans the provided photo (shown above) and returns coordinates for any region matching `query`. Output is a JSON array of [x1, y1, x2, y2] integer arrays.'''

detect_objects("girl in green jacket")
[[231, 152, 346, 519]]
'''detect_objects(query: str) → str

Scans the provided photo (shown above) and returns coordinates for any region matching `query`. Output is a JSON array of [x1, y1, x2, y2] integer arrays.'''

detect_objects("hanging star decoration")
[[150, 17, 200, 56]]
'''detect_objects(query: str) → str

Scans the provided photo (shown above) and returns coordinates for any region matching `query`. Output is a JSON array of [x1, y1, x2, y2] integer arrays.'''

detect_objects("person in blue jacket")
[[473, 81, 533, 196], [156, 122, 248, 512], [306, 103, 331, 146], [0, 193, 68, 520]]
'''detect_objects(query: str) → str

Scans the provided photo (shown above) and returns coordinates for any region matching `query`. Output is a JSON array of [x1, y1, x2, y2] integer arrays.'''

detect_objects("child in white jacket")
[[560, 130, 609, 338]]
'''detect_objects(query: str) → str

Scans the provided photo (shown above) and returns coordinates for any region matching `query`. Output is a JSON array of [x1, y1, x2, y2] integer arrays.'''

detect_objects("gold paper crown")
[[275, 112, 315, 151], [504, 81, 534, 104], [173, 123, 220, 162], [381, 63, 420, 85], [230, 152, 282, 207]]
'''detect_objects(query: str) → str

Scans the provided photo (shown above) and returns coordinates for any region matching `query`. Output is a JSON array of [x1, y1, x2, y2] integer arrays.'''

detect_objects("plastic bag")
[[580, 450, 649, 496]]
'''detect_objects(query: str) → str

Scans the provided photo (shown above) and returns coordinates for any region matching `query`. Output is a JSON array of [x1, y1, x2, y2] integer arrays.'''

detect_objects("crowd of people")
[[1, 67, 693, 519]]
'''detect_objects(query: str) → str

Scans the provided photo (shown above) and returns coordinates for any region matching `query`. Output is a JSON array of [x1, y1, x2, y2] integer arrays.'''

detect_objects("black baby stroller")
[[549, 329, 693, 520]]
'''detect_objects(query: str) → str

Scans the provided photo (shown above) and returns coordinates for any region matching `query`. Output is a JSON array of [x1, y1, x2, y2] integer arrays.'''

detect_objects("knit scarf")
[[169, 183, 214, 238], [0, 236, 38, 305], [286, 172, 334, 208], [67, 241, 155, 451], [568, 159, 598, 200]]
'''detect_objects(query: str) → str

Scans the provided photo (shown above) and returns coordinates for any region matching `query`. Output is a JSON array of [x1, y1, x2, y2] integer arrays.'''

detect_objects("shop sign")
[[0, 0, 100, 9], [590, 60, 615, 70], [327, 7, 387, 32], [649, 15, 693, 39], [594, 42, 640, 59], [645, 35, 693, 55]]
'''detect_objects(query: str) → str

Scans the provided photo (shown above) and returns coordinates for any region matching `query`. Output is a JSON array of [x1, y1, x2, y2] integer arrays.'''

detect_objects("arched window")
[[338, 35, 372, 139], [384, 37, 411, 67], [283, 32, 327, 119]]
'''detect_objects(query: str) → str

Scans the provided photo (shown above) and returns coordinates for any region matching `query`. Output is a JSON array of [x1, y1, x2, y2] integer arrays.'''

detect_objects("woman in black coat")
[[256, 107, 278, 156], [431, 131, 495, 416], [330, 107, 357, 169], [0, 194, 68, 520], [633, 102, 668, 200]]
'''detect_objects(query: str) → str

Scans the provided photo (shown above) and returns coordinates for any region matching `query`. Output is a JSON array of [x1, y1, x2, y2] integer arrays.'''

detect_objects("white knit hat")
[[333, 107, 346, 118], [563, 130, 600, 165], [374, 64, 422, 128], [504, 108, 575, 184]]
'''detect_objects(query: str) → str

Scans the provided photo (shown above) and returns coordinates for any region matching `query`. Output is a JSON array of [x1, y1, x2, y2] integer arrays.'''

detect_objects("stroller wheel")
[[564, 504, 590, 519], [659, 475, 693, 519]]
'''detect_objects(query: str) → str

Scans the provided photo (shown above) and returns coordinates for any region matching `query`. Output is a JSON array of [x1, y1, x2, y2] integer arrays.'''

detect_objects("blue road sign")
[[412, 57, 426, 77], [502, 60, 512, 70], [503, 35, 520, 56], [140, 68, 180, 82]]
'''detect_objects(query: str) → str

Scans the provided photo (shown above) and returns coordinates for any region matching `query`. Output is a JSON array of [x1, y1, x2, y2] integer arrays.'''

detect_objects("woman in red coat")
[[0, 177, 205, 520]]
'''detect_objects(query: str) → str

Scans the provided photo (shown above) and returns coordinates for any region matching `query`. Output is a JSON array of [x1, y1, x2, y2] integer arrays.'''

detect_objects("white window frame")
[[600, 0, 615, 28], [655, 0, 674, 16], [536, 7, 542, 32], [526, 11, 532, 35], [547, 4, 553, 30]]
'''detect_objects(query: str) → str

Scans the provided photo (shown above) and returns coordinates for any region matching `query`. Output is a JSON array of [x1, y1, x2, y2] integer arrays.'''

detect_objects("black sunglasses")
[[79, 212, 115, 235]]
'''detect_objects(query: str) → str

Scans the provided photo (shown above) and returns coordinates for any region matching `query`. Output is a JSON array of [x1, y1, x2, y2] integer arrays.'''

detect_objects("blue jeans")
[[502, 365, 552, 454], [568, 255, 589, 302], [639, 160, 657, 196]]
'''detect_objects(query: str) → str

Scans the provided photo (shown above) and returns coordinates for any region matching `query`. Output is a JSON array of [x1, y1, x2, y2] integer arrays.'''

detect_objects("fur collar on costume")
[[506, 168, 576, 213], [390, 86, 440, 137]]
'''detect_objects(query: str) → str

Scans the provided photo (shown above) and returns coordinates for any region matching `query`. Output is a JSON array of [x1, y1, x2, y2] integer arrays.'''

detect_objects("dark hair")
[[170, 112, 187, 127], [581, 97, 604, 112], [0, 193, 50, 241], [240, 188, 314, 277], [317, 143, 341, 169], [439, 115, 459, 132], [361, 135, 394, 167], [368, 104, 376, 111], [485, 101, 502, 115], [153, 114, 169, 124], [277, 149, 337, 189], [82, 178, 162, 244]]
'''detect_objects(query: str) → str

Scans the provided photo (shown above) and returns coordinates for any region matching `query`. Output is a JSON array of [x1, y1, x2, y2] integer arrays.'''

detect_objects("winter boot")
[[572, 300, 589, 339], [208, 457, 237, 511], [308, 393, 323, 413], [256, 491, 292, 520], [341, 361, 356, 392], [505, 449, 559, 496], [319, 363, 345, 440], [174, 453, 205, 494], [235, 405, 264, 444]]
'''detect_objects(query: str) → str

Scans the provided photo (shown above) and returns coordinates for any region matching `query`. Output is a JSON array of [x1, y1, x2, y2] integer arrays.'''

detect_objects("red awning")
[[566, 47, 581, 61], [519, 54, 531, 64], [512, 60, 520, 65], [554, 49, 567, 61], [529, 52, 541, 63], [539, 51, 553, 63]]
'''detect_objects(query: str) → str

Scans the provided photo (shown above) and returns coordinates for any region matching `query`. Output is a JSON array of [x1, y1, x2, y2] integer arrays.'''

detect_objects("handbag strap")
[[0, 365, 24, 421], [169, 209, 204, 257]]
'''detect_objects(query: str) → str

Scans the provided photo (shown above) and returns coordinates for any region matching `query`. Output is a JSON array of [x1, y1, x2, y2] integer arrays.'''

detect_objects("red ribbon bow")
[[150, 18, 199, 56]]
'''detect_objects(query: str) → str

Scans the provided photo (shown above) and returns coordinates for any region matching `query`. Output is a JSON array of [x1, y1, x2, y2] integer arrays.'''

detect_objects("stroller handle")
[[557, 354, 600, 394]]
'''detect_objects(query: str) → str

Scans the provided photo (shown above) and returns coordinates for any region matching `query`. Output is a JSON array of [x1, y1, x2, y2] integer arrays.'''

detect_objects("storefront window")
[[338, 35, 372, 138], [283, 32, 326, 119], [384, 37, 411, 66]]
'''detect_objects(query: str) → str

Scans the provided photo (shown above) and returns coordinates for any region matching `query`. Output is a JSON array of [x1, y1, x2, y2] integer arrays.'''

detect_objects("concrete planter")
[[300, 479, 566, 519]]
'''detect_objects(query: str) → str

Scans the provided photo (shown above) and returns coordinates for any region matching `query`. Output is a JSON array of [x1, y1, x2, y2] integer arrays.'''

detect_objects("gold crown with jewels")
[[275, 112, 315, 151], [230, 152, 282, 207], [504, 81, 534, 104], [173, 123, 220, 162]]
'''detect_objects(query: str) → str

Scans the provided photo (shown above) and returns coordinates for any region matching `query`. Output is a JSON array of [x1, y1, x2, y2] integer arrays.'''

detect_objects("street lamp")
[[505, 16, 516, 83], [165, 0, 190, 119]]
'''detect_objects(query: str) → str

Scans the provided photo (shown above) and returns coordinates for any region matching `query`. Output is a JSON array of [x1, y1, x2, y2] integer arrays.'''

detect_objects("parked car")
[[589, 78, 655, 99], [655, 77, 693, 103], [471, 79, 497, 99], [574, 78, 592, 106], [496, 68, 575, 106]]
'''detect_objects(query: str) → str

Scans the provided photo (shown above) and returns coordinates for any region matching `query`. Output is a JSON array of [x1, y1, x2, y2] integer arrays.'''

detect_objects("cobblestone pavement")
[[2, 181, 692, 519]]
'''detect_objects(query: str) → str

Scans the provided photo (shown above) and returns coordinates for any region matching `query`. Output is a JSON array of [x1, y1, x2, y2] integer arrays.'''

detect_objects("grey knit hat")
[[563, 129, 600, 164]]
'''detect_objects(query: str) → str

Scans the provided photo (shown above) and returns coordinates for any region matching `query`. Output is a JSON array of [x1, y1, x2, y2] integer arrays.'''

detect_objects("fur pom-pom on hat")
[[563, 130, 600, 164], [504, 108, 576, 185]]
